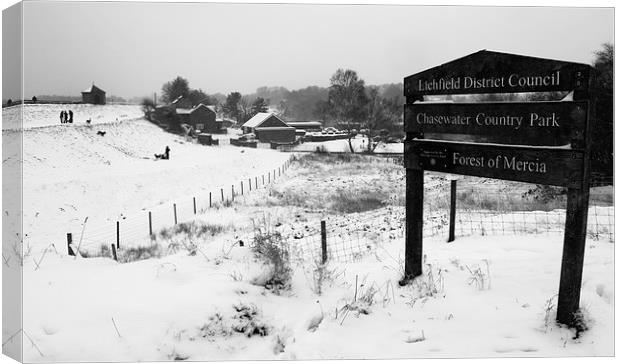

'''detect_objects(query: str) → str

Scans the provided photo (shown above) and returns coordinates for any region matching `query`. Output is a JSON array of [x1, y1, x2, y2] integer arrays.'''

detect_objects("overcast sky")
[[5, 1, 615, 99]]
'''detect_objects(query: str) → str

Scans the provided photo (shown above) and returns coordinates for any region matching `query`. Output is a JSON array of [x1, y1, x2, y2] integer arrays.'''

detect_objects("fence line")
[[284, 181, 614, 265], [70, 156, 294, 255]]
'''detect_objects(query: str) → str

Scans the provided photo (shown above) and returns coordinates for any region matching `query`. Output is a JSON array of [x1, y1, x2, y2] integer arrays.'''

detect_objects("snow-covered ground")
[[20, 231, 614, 362], [2, 105, 290, 256], [2, 105, 614, 361]]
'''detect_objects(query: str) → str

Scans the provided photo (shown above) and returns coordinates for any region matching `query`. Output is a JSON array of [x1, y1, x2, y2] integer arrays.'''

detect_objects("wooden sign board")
[[402, 50, 593, 329], [404, 50, 591, 97], [404, 140, 584, 188], [404, 101, 588, 147]]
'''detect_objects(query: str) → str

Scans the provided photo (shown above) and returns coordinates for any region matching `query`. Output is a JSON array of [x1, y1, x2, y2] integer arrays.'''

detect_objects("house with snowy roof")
[[176, 103, 223, 133], [81, 84, 106, 105], [241, 112, 295, 143]]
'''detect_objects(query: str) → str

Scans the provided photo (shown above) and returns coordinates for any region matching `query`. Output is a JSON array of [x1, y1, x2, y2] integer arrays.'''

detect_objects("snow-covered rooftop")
[[82, 84, 105, 94], [242, 112, 281, 128]]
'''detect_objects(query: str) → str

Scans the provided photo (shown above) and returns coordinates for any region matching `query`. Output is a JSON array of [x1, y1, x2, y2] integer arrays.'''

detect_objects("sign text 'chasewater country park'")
[[402, 50, 593, 327]]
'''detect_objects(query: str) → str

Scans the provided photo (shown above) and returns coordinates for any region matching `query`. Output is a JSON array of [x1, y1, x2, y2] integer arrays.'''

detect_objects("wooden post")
[[279, 167, 281, 176], [232, 185, 235, 201], [221, 188, 224, 202], [148, 211, 153, 238], [556, 86, 593, 327], [448, 180, 457, 242], [556, 186, 590, 326], [66, 233, 74, 256], [116, 221, 120, 249], [241, 181, 244, 195], [401, 168, 424, 285], [268, 173, 271, 183], [209, 192, 212, 208], [111, 244, 118, 261], [255, 176, 258, 189], [193, 197, 196, 214], [173, 203, 177, 224], [263, 175, 265, 185], [249, 178, 252, 191], [321, 220, 327, 264]]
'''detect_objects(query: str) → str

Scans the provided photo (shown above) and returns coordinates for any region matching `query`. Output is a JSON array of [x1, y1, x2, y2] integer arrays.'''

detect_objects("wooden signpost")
[[402, 50, 593, 328]]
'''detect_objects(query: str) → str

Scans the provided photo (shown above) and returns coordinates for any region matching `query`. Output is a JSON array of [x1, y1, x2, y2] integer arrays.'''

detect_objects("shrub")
[[231, 303, 270, 337], [251, 219, 292, 293], [81, 243, 162, 263], [120, 244, 162, 263], [158, 221, 227, 241]]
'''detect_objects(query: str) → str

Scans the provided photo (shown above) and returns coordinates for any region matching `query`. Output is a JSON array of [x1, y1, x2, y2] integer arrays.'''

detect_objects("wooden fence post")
[[67, 233, 74, 256], [402, 168, 424, 285], [232, 185, 235, 201], [173, 203, 177, 224], [209, 192, 212, 208], [249, 178, 252, 191], [221, 188, 224, 202], [321, 220, 327, 264], [448, 180, 457, 242], [255, 176, 258, 189], [116, 221, 120, 249], [241, 181, 244, 195], [148, 211, 153, 238], [193, 197, 196, 214], [111, 244, 118, 261], [263, 175, 265, 185]]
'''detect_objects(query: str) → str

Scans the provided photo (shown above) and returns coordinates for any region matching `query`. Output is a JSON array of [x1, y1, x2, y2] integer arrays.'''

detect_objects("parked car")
[[238, 133, 255, 141], [323, 127, 338, 134]]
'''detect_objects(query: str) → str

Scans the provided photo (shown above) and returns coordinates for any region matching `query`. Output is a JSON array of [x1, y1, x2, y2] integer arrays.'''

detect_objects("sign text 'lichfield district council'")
[[402, 50, 593, 328]]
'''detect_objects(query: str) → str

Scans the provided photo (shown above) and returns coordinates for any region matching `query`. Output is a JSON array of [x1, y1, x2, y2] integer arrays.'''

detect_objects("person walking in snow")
[[68, 110, 73, 123], [59, 110, 64, 124]]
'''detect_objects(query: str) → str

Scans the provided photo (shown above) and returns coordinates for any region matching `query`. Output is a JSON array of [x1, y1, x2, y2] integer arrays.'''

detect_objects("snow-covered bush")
[[158, 221, 228, 241], [251, 219, 292, 293], [231, 303, 270, 337], [120, 244, 163, 263]]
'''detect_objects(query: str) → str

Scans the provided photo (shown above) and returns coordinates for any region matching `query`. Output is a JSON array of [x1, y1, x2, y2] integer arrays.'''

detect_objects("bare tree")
[[327, 69, 369, 153]]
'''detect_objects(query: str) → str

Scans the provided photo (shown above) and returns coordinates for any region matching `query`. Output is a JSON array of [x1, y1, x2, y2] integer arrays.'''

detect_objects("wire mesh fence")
[[286, 176, 614, 265]]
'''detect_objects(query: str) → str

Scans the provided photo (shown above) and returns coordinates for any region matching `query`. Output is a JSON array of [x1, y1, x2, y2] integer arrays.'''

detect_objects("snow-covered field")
[[2, 105, 614, 361]]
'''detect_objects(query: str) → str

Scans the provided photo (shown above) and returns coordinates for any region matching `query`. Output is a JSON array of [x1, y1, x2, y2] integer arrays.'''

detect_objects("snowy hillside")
[[2, 106, 289, 255], [2, 103, 143, 130]]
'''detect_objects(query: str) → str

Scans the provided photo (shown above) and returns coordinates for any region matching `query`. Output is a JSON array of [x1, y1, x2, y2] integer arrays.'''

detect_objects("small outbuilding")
[[242, 112, 295, 143], [82, 84, 106, 105]]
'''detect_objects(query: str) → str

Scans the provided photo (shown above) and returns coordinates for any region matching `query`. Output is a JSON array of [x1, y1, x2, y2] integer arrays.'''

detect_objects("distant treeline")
[[244, 83, 404, 121]]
